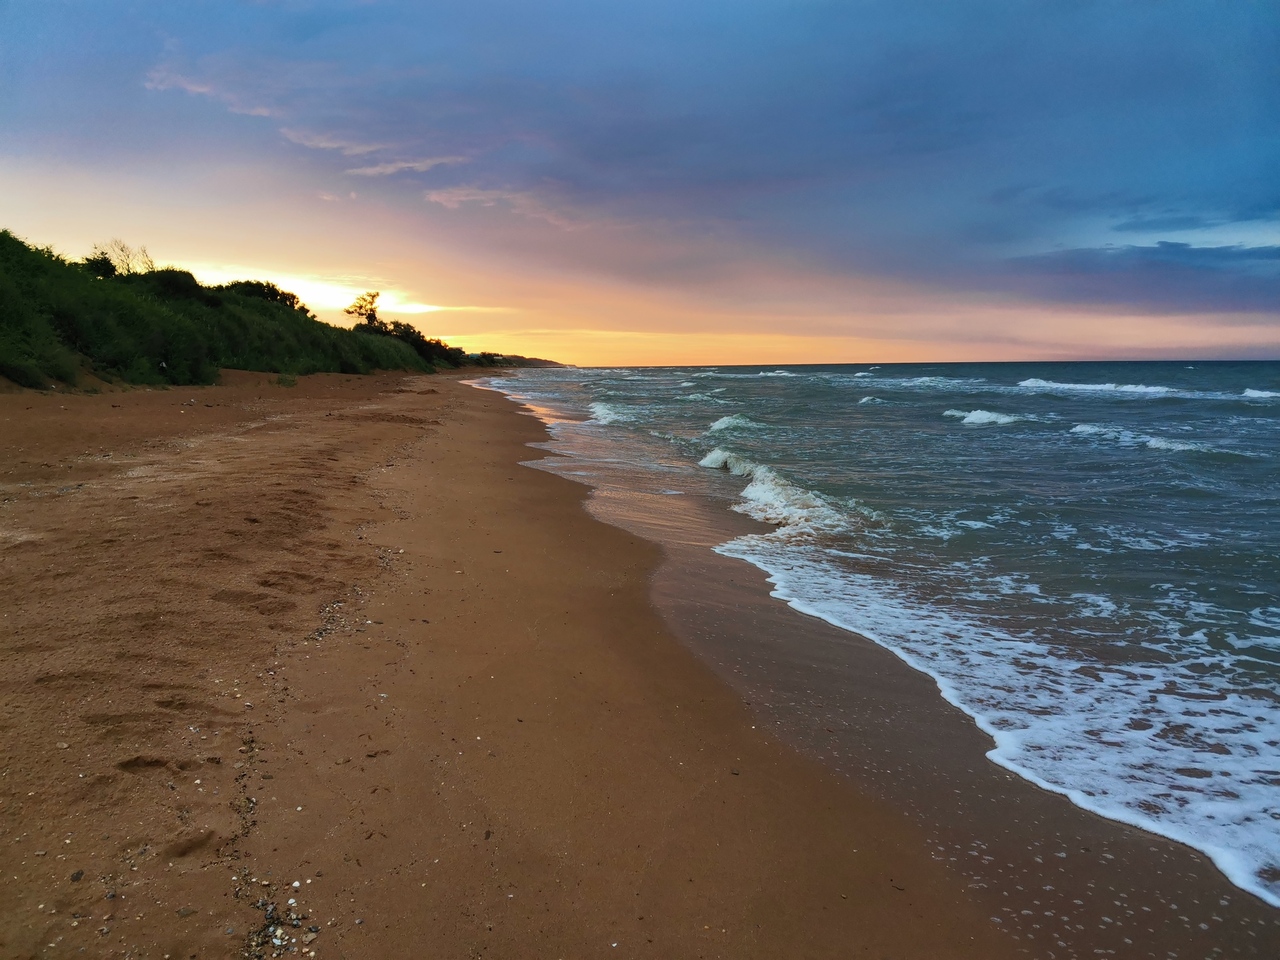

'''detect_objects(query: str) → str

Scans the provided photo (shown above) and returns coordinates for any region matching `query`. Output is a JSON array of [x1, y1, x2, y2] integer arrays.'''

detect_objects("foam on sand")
[[712, 532, 1280, 909]]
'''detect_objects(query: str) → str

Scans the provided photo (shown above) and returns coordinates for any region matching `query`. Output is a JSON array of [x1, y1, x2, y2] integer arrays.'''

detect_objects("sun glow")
[[175, 261, 449, 318]]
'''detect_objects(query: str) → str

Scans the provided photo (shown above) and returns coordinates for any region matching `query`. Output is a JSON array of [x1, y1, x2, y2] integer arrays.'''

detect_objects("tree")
[[221, 280, 303, 311], [344, 291, 381, 326], [346, 290, 470, 367], [84, 239, 155, 277]]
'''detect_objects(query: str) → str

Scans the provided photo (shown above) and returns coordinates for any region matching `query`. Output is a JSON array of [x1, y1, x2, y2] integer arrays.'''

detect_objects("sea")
[[481, 361, 1280, 908]]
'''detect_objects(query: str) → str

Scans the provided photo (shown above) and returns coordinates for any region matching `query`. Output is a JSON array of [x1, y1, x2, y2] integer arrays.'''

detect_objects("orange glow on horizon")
[[3, 158, 1278, 368]]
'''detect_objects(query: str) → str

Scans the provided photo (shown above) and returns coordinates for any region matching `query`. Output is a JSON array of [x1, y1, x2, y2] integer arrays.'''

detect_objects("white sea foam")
[[858, 396, 884, 404], [677, 392, 732, 404], [712, 535, 1280, 908], [588, 402, 637, 424], [945, 409, 1024, 426], [1070, 423, 1208, 453], [1019, 378, 1174, 396], [901, 376, 988, 388], [699, 449, 847, 532], [853, 371, 873, 378], [489, 363, 1280, 907], [707, 414, 764, 433], [1243, 388, 1279, 399]]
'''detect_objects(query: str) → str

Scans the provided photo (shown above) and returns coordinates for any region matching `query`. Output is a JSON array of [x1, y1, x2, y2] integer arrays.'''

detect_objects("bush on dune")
[[0, 230, 428, 387]]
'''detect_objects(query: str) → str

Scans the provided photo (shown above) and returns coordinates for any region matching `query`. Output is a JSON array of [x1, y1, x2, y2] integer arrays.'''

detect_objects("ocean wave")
[[858, 396, 884, 404], [588, 401, 638, 424], [711, 538, 1280, 908], [676, 392, 733, 404], [699, 448, 847, 532], [944, 408, 1024, 426], [1070, 423, 1207, 453], [1019, 378, 1174, 396], [707, 414, 764, 433], [1243, 388, 1279, 399], [901, 376, 988, 388]]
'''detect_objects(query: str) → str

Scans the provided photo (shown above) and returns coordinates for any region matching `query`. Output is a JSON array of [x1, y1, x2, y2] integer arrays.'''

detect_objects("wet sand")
[[2, 372, 1015, 959], [542, 423, 1280, 959]]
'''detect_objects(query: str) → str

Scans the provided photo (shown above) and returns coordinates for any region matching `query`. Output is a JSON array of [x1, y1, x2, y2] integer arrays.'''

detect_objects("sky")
[[1, 0, 1277, 364]]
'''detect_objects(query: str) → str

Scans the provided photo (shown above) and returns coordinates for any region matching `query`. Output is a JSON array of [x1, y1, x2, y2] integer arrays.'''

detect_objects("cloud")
[[1007, 242, 1280, 313], [7, 0, 1278, 339], [281, 127, 387, 156], [1111, 215, 1216, 234], [346, 157, 466, 176], [145, 64, 273, 117], [424, 187, 578, 227]]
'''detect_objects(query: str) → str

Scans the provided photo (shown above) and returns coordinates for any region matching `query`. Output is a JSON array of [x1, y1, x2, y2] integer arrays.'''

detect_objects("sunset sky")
[[2, 1, 1277, 365]]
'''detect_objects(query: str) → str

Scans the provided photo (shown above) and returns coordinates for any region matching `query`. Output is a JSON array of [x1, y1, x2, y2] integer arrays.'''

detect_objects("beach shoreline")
[[5, 370, 1277, 959], [484, 367, 1280, 958], [2, 371, 1013, 959]]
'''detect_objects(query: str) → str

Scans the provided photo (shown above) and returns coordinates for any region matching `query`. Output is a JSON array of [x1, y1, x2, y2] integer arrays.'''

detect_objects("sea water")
[[483, 361, 1280, 907]]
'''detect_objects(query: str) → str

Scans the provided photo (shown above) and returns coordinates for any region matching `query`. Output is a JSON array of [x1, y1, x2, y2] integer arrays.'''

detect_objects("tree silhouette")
[[346, 290, 468, 367], [344, 291, 381, 326], [85, 239, 154, 277]]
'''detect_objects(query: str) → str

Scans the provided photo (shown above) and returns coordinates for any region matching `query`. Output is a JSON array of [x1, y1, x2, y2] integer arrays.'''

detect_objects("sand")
[[7, 370, 1277, 960], [1, 372, 1017, 959]]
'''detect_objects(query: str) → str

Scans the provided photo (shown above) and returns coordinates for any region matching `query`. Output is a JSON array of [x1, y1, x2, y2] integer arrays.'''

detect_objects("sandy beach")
[[2, 372, 1017, 959], [5, 371, 1279, 959]]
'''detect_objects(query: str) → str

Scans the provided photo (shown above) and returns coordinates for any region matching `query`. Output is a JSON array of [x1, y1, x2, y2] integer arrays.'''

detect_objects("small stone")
[[177, 907, 196, 917], [56, 742, 69, 749], [225, 927, 235, 935], [355, 918, 363, 925], [70, 870, 84, 882], [302, 933, 317, 944], [730, 768, 740, 776]]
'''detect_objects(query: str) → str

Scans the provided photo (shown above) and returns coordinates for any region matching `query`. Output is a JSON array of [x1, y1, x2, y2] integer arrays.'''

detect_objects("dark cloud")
[[1008, 243, 1280, 313], [3, 0, 1278, 319]]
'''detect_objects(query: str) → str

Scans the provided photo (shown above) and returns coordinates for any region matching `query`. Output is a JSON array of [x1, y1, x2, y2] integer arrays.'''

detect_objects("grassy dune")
[[0, 230, 430, 388]]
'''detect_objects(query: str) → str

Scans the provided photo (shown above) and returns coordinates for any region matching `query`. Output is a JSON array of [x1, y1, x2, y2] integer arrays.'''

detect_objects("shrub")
[[0, 229, 428, 386]]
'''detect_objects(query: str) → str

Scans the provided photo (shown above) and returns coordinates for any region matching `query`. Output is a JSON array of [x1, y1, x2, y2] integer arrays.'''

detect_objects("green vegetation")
[[343, 291, 509, 369], [0, 230, 446, 388]]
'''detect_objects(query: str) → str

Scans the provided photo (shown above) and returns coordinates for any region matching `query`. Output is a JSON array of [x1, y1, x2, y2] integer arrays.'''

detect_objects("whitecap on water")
[[588, 401, 637, 424], [699, 448, 848, 533], [944, 408, 1024, 426], [1019, 378, 1175, 395], [707, 414, 764, 433], [1070, 423, 1210, 453]]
